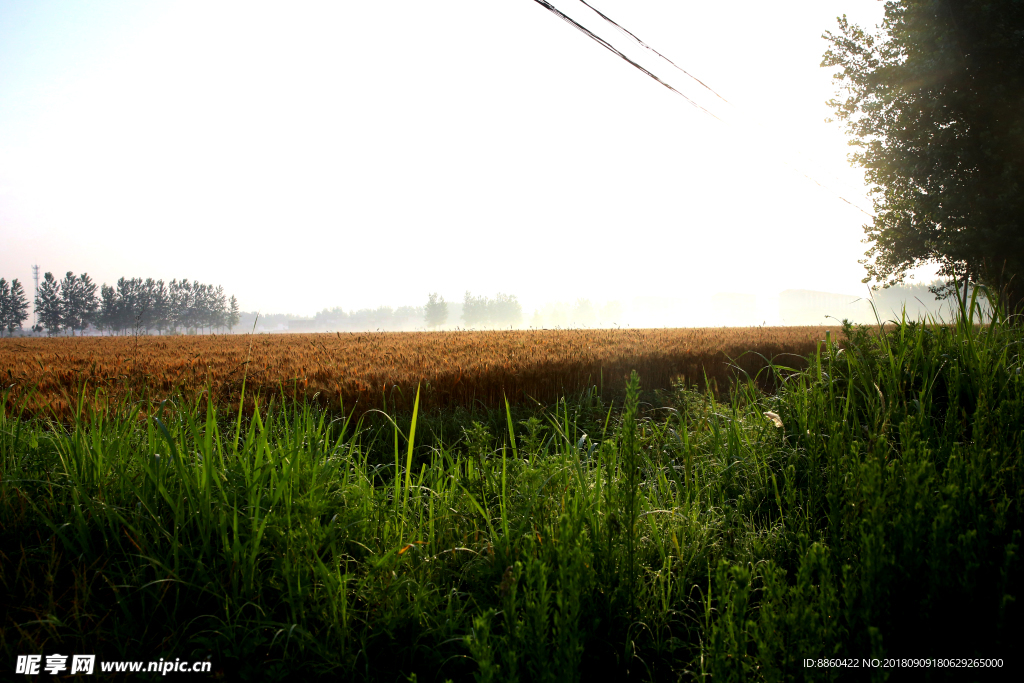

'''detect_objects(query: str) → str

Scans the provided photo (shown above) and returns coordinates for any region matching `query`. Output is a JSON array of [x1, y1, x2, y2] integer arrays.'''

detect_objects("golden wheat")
[[0, 326, 840, 419]]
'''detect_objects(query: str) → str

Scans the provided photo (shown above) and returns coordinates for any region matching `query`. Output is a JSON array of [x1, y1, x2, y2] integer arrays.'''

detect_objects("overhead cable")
[[578, 0, 731, 105], [529, 0, 722, 121], [529, 0, 875, 218]]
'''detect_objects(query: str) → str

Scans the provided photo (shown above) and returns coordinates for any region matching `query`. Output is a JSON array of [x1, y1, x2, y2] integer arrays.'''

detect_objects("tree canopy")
[[462, 292, 522, 328], [0, 278, 30, 336], [59, 272, 99, 335], [424, 293, 448, 329], [823, 0, 1024, 311], [13, 270, 237, 336], [35, 272, 63, 336]]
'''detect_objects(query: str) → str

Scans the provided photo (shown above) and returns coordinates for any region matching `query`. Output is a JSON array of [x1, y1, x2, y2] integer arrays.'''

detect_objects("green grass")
[[1, 308, 1021, 681]]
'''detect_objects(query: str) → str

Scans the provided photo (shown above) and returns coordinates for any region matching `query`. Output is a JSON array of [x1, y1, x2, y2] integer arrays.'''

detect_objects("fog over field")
[[1, 0, 942, 328], [247, 283, 958, 334]]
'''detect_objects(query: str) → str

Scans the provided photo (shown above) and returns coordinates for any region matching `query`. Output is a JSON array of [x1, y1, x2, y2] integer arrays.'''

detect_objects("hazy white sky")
[[1, 0, 918, 319]]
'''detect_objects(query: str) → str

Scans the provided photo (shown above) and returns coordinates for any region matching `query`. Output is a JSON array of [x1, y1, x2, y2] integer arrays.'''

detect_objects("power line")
[[576, 1, 874, 217], [529, 0, 722, 121], [529, 0, 876, 218], [578, 0, 731, 105]]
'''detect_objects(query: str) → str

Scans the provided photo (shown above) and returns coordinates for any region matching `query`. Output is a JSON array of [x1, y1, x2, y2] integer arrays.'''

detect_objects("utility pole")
[[32, 264, 39, 328]]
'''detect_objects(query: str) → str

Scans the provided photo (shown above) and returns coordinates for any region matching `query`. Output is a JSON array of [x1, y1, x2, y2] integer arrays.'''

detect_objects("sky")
[[1, 0, 929, 323]]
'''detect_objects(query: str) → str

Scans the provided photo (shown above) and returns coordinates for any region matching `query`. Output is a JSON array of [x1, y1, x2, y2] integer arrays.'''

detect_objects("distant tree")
[[78, 273, 99, 332], [211, 285, 228, 332], [458, 292, 522, 327], [393, 305, 421, 329], [115, 277, 145, 335], [7, 279, 29, 335], [167, 280, 183, 333], [171, 279, 193, 333], [142, 279, 159, 333], [192, 282, 211, 332], [462, 291, 488, 327], [0, 279, 9, 335], [491, 293, 523, 327], [59, 272, 81, 335], [572, 298, 596, 327], [136, 278, 154, 333], [314, 306, 347, 329], [59, 272, 98, 335], [34, 272, 63, 336], [822, 1, 1024, 311], [425, 293, 448, 328], [110, 279, 127, 334], [203, 284, 216, 332], [369, 306, 394, 328], [227, 295, 240, 332], [99, 284, 119, 334], [152, 280, 170, 334]]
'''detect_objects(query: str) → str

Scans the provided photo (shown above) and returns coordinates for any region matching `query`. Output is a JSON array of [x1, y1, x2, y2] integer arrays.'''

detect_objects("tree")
[[152, 280, 170, 334], [424, 293, 448, 328], [0, 279, 9, 335], [59, 272, 81, 334], [7, 279, 29, 335], [78, 273, 99, 333], [115, 277, 145, 335], [491, 293, 523, 327], [227, 295, 240, 332], [133, 277, 153, 333], [462, 291, 489, 327], [170, 279, 193, 333], [99, 284, 119, 334], [211, 285, 227, 332], [193, 282, 211, 332], [823, 1, 1024, 311], [143, 278, 159, 333], [60, 272, 98, 335], [168, 279, 184, 333], [35, 272, 63, 336]]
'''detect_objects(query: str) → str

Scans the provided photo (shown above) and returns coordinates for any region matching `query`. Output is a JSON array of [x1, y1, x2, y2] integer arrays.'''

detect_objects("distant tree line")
[[312, 305, 423, 331], [18, 270, 240, 336], [0, 278, 31, 336], [421, 292, 524, 329], [231, 306, 429, 334], [460, 291, 522, 327], [96, 277, 240, 336]]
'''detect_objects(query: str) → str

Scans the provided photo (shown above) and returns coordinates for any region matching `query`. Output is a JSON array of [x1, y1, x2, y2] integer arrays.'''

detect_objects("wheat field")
[[0, 326, 840, 418]]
